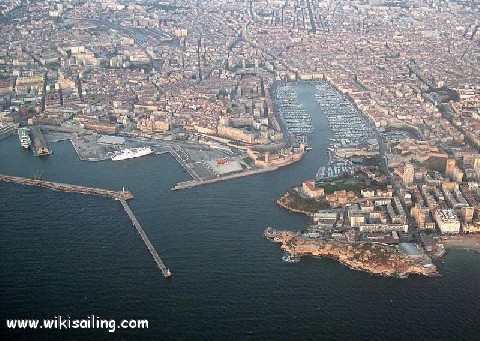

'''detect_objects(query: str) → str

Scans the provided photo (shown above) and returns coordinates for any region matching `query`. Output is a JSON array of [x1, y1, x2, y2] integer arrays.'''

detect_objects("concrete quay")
[[30, 127, 52, 156], [172, 165, 281, 190], [167, 146, 203, 182]]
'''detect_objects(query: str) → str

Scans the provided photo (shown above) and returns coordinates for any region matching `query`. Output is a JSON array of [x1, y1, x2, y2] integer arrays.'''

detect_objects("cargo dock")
[[0, 173, 171, 278], [31, 126, 52, 156]]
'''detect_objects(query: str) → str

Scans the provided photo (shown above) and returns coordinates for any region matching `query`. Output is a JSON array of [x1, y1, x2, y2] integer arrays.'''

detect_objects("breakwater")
[[0, 174, 132, 200], [0, 173, 173, 278], [119, 198, 171, 278]]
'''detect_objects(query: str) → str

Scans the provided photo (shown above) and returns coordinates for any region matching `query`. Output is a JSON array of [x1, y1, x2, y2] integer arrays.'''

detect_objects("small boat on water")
[[164, 269, 172, 278]]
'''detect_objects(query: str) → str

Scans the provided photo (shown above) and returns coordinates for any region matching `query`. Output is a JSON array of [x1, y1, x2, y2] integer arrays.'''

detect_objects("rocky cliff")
[[264, 228, 438, 278]]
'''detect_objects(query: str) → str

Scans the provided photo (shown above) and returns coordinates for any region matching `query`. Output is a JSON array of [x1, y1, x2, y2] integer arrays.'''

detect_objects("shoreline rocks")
[[264, 228, 438, 278]]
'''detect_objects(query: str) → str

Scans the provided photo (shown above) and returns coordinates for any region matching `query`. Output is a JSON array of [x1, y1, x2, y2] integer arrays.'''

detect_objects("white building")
[[434, 209, 460, 234]]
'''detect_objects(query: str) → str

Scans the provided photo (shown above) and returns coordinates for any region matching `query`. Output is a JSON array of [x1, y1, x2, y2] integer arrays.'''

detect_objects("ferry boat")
[[111, 147, 153, 161], [18, 128, 31, 149]]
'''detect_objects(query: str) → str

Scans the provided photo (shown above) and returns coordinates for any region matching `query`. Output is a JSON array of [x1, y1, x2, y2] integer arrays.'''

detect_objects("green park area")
[[316, 178, 364, 195], [280, 189, 331, 213]]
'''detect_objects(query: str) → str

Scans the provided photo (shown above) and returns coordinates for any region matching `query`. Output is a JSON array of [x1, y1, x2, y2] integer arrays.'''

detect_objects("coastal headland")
[[264, 228, 438, 278], [276, 187, 330, 216]]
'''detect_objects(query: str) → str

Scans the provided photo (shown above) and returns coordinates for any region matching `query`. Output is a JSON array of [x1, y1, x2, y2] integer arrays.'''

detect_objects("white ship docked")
[[111, 147, 153, 161], [18, 128, 31, 149]]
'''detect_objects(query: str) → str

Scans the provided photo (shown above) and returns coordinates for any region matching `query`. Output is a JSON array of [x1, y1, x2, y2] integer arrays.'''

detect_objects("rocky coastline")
[[276, 196, 313, 216], [264, 228, 438, 278], [276, 188, 329, 216]]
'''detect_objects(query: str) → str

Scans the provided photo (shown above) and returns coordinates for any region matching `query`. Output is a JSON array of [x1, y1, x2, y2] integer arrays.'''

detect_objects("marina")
[[314, 82, 376, 149], [274, 83, 314, 143], [316, 159, 354, 180]]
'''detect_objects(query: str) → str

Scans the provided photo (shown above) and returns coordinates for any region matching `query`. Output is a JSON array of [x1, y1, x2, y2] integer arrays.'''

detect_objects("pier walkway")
[[119, 198, 171, 278]]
